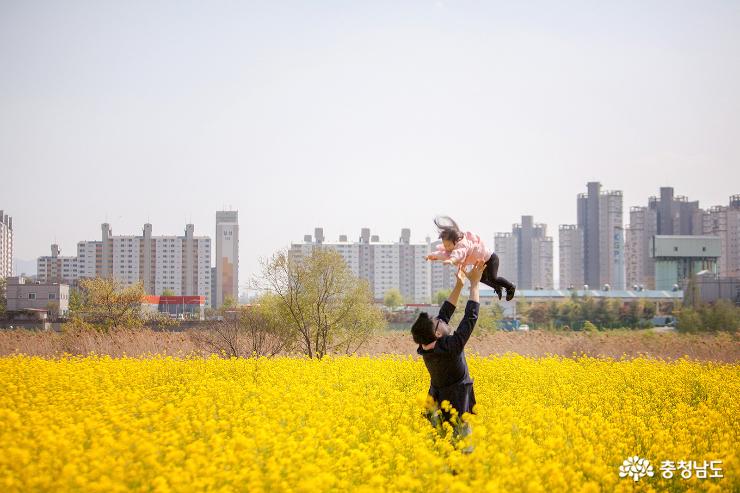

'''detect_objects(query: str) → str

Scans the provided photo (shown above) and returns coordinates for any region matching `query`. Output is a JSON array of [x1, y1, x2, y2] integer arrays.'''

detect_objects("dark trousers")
[[424, 383, 475, 440], [480, 252, 515, 292]]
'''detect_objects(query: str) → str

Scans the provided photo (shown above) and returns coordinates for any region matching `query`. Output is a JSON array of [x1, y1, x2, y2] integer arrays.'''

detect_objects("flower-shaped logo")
[[619, 456, 654, 481]]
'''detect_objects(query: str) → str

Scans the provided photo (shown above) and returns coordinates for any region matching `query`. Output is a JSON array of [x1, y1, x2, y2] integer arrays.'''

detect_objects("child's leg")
[[480, 257, 504, 298], [487, 253, 516, 295]]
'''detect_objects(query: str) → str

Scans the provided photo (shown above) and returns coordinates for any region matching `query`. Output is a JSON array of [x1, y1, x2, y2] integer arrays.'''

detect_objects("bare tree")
[[190, 302, 293, 358], [255, 248, 385, 358], [191, 317, 244, 358]]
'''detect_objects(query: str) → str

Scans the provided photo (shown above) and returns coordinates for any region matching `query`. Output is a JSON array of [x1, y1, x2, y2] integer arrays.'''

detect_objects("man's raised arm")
[[447, 267, 465, 306], [438, 267, 466, 323], [445, 261, 485, 353]]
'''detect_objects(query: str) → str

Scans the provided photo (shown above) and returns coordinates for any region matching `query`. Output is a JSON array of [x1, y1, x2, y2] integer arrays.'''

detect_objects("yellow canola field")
[[0, 354, 737, 493]]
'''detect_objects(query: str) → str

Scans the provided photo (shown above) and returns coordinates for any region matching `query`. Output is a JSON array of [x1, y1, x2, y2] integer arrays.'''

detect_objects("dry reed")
[[0, 328, 738, 362]]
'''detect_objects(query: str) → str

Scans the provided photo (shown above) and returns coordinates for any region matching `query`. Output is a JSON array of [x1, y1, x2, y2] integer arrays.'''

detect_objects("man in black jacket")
[[411, 260, 485, 436]]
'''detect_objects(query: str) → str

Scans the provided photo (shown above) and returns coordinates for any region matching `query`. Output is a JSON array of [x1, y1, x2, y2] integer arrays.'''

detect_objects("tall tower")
[[558, 225, 583, 289], [625, 186, 701, 289], [216, 211, 239, 308], [0, 211, 13, 278], [496, 215, 553, 290], [184, 224, 195, 296], [101, 223, 113, 278], [142, 223, 154, 293], [575, 182, 624, 289], [580, 181, 601, 289], [702, 195, 740, 278]]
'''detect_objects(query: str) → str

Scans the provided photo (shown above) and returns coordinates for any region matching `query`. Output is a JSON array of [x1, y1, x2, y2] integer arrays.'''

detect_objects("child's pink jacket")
[[428, 231, 492, 266]]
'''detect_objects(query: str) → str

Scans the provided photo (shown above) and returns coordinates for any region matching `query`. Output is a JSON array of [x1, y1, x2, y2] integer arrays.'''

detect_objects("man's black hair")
[[411, 312, 436, 345]]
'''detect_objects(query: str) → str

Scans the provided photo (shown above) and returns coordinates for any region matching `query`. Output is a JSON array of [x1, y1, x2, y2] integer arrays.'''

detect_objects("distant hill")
[[12, 258, 37, 277]]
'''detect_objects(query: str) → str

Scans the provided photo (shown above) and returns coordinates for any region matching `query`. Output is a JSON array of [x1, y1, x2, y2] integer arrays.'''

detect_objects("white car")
[[517, 324, 530, 331]]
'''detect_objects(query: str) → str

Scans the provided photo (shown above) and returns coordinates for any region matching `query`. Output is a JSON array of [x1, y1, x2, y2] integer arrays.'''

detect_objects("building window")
[[49, 293, 56, 300], [29, 293, 36, 300]]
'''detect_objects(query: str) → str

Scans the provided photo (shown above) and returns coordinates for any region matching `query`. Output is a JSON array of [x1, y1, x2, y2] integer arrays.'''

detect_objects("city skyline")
[[7, 186, 738, 291], [36, 221, 213, 306], [2, 2, 739, 290]]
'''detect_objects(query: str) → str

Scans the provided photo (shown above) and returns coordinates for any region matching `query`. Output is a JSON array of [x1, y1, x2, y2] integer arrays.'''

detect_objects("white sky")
[[1, 0, 739, 290]]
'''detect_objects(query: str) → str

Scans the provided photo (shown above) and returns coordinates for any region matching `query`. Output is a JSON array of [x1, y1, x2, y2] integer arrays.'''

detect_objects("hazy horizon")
[[2, 1, 739, 289]]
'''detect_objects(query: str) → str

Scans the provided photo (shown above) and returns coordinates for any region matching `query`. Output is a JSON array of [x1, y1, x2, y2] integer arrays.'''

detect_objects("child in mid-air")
[[425, 216, 516, 301]]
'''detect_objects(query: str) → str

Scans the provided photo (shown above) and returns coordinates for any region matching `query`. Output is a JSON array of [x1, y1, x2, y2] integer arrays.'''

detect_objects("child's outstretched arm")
[[425, 245, 451, 262]]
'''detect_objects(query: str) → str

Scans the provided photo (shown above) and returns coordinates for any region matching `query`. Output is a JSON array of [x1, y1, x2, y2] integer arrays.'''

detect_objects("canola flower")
[[0, 353, 737, 492]]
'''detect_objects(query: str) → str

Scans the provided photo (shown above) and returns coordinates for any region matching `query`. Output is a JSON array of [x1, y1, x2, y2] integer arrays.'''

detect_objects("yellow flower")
[[0, 353, 736, 492]]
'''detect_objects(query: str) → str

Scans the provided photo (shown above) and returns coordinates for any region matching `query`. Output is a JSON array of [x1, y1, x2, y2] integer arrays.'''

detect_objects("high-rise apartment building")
[[429, 239, 458, 298], [37, 244, 79, 285], [645, 187, 703, 237], [558, 225, 583, 289], [700, 195, 740, 278], [626, 206, 656, 289], [493, 233, 518, 287], [561, 182, 625, 290], [495, 216, 553, 289], [625, 187, 703, 289], [215, 211, 239, 308], [210, 267, 217, 309], [398, 229, 430, 303], [0, 211, 13, 279], [599, 188, 626, 290], [38, 223, 212, 306], [290, 228, 432, 304]]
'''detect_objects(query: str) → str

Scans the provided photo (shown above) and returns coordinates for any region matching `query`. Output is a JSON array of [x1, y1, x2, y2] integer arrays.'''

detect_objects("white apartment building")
[[0, 211, 12, 279], [37, 245, 79, 285], [114, 235, 142, 287], [533, 234, 554, 290], [290, 228, 432, 304], [154, 236, 181, 295], [38, 223, 212, 306], [373, 243, 401, 301], [408, 243, 433, 302], [76, 240, 99, 279], [429, 245, 458, 298]]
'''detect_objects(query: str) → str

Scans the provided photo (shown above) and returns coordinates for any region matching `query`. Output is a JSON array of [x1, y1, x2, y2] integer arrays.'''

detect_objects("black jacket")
[[417, 299, 480, 417]]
